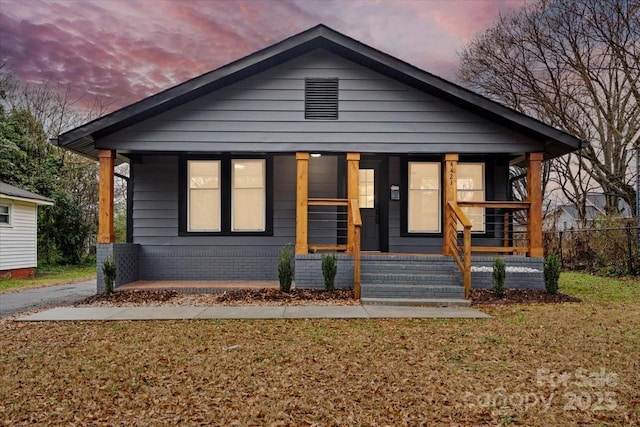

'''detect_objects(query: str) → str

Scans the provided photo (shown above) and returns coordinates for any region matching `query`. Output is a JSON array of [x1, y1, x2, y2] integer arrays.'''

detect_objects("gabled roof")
[[54, 24, 585, 161], [0, 181, 54, 205]]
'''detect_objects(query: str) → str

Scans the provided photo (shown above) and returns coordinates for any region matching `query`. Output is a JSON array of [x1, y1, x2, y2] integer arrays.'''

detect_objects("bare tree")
[[458, 0, 640, 216], [1, 64, 113, 262]]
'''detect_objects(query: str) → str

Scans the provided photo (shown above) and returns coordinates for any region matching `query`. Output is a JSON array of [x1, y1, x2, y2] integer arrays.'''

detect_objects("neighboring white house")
[[0, 182, 54, 278]]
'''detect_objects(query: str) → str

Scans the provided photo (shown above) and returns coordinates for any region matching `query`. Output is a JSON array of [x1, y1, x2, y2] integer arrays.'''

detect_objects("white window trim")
[[0, 203, 11, 227]]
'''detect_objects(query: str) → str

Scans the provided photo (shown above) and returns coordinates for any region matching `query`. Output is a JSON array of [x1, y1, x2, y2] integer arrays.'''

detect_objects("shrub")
[[492, 257, 506, 297], [102, 256, 116, 295], [278, 243, 293, 293], [321, 253, 337, 292], [544, 254, 561, 294]]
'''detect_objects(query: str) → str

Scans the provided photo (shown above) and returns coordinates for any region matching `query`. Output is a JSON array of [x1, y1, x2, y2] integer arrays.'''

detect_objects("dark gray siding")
[[132, 154, 296, 280], [99, 50, 543, 155]]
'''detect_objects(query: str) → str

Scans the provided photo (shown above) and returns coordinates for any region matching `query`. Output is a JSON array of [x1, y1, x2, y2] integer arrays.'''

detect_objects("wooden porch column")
[[526, 152, 544, 257], [295, 152, 310, 254], [346, 153, 360, 254], [98, 149, 115, 243], [442, 153, 458, 255]]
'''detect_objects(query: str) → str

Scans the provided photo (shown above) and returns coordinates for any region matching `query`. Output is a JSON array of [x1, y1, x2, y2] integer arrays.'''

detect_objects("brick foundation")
[[0, 267, 36, 279]]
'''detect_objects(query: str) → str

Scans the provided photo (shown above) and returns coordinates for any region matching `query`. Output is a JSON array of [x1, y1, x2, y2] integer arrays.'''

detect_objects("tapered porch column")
[[346, 153, 360, 254], [295, 152, 310, 254], [442, 153, 458, 256], [98, 149, 115, 243], [526, 152, 544, 257]]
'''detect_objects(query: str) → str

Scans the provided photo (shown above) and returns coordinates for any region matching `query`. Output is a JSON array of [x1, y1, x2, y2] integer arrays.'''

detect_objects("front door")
[[359, 158, 386, 251]]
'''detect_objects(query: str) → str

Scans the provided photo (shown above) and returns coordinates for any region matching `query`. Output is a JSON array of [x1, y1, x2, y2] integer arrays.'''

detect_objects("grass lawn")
[[1, 272, 638, 426], [0, 265, 95, 293]]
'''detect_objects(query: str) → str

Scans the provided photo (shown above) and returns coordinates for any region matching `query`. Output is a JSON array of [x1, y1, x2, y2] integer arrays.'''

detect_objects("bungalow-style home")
[[0, 181, 54, 278], [53, 25, 584, 300]]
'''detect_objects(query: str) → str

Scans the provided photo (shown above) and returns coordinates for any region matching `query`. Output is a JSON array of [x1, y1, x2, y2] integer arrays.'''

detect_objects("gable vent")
[[305, 78, 339, 120]]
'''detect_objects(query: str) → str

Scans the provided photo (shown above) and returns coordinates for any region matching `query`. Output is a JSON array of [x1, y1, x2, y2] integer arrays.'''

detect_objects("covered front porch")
[[95, 150, 544, 299], [292, 151, 544, 298]]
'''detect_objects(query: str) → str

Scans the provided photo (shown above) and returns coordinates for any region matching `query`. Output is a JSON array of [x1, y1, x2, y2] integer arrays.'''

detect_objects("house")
[[545, 193, 633, 231], [53, 25, 584, 299], [0, 182, 54, 278]]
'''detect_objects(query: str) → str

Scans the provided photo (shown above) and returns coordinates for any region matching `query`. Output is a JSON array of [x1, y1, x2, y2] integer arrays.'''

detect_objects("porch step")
[[361, 273, 459, 286], [360, 284, 465, 299], [360, 256, 464, 299], [361, 297, 470, 307]]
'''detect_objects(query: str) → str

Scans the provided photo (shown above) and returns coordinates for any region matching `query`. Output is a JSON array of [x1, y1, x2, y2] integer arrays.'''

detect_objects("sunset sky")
[[0, 0, 529, 111]]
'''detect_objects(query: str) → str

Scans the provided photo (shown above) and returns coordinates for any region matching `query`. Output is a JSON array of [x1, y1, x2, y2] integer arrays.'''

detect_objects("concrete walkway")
[[0, 280, 96, 317], [16, 304, 490, 321]]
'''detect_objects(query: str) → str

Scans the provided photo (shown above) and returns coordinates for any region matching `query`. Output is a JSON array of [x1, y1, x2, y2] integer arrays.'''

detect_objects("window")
[[181, 157, 272, 235], [0, 204, 10, 225], [305, 78, 338, 120], [358, 169, 375, 209], [405, 161, 486, 234], [408, 162, 440, 233], [457, 163, 485, 232], [188, 160, 220, 231], [232, 159, 265, 231]]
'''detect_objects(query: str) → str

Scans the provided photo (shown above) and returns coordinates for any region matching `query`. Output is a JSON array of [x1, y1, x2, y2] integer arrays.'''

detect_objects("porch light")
[[311, 153, 322, 157]]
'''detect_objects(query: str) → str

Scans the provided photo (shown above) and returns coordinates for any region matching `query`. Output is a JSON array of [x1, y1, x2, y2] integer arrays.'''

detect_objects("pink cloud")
[[0, 0, 529, 113]]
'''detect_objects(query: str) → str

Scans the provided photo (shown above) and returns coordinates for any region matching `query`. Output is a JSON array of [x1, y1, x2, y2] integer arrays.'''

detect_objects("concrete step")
[[361, 283, 465, 299], [361, 264, 459, 274], [361, 297, 470, 307], [361, 273, 460, 286]]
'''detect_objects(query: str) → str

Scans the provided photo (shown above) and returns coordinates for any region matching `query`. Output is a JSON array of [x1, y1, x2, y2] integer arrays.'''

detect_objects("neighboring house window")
[[181, 157, 272, 235], [408, 162, 440, 233], [0, 204, 10, 225], [305, 78, 339, 120], [188, 160, 221, 231], [232, 159, 265, 231], [457, 163, 485, 232]]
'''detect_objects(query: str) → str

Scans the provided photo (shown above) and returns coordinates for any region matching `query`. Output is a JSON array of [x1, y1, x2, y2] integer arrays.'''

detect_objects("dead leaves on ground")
[[2, 299, 639, 426], [75, 288, 359, 307], [471, 289, 582, 305]]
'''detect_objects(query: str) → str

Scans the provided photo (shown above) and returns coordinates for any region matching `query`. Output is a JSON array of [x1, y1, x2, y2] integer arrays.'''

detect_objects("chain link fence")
[[544, 221, 640, 276]]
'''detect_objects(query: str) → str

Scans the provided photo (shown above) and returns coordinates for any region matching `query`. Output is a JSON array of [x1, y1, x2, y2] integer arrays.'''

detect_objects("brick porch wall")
[[96, 243, 140, 293], [294, 254, 354, 290], [471, 256, 545, 289], [138, 250, 279, 281]]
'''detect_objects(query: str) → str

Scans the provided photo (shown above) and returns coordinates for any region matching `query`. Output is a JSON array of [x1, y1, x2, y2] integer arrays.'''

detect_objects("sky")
[[0, 0, 529, 112]]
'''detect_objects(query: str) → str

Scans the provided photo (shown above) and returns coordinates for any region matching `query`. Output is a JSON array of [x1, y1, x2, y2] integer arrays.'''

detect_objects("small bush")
[[321, 253, 337, 292], [544, 254, 561, 294], [102, 256, 116, 295], [278, 243, 293, 293], [492, 257, 506, 297]]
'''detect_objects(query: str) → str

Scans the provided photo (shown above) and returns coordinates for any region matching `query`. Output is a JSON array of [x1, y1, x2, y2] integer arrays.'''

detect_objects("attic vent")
[[305, 78, 339, 120]]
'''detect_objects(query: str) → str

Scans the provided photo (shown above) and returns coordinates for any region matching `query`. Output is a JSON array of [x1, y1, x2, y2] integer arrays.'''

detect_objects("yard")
[[1, 272, 638, 426], [0, 265, 95, 293]]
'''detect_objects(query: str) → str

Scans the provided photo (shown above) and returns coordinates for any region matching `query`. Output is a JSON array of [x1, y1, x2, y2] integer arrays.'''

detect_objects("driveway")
[[0, 280, 96, 317]]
